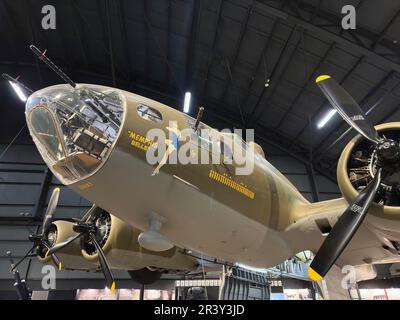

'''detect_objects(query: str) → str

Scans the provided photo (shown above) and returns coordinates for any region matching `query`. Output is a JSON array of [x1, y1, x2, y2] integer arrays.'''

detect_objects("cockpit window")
[[29, 106, 65, 160], [26, 84, 125, 185], [137, 104, 162, 123]]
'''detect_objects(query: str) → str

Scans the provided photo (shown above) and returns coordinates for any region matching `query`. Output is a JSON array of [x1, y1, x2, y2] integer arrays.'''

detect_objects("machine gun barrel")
[[30, 45, 76, 88], [7, 251, 31, 300]]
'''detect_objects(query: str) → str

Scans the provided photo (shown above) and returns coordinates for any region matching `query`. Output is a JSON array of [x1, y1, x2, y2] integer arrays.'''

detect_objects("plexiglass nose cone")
[[25, 84, 125, 185]]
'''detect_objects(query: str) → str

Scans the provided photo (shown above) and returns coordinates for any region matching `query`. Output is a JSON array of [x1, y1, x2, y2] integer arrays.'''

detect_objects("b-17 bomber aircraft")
[[5, 45, 400, 293]]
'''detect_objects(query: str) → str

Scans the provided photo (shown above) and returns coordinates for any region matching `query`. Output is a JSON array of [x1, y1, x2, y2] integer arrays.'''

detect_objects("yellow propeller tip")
[[45, 249, 50, 258], [54, 187, 61, 192], [110, 282, 116, 292], [58, 262, 62, 270], [315, 75, 331, 83], [308, 266, 323, 282]]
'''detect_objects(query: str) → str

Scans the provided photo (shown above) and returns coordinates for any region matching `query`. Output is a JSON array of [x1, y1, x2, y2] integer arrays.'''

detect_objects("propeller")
[[89, 233, 116, 291], [309, 75, 400, 281], [12, 188, 62, 271], [315, 75, 380, 144], [47, 207, 116, 291], [46, 232, 83, 255]]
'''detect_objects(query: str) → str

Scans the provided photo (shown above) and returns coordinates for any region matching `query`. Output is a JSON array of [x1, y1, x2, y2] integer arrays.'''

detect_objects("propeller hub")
[[82, 211, 111, 256], [376, 139, 400, 163], [45, 225, 58, 247], [73, 222, 96, 234], [28, 234, 43, 245]]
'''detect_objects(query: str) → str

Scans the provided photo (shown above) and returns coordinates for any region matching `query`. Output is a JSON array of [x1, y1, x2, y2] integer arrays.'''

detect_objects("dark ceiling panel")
[[237, 27, 266, 67], [353, 63, 389, 88], [248, 7, 275, 35], [279, 110, 309, 139], [356, 0, 400, 34]]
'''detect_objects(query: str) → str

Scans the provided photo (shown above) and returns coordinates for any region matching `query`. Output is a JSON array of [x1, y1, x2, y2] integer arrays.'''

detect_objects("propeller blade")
[[46, 232, 83, 256], [316, 75, 380, 144], [11, 245, 36, 272], [41, 187, 60, 234], [308, 168, 383, 281], [89, 233, 116, 292], [42, 241, 62, 271]]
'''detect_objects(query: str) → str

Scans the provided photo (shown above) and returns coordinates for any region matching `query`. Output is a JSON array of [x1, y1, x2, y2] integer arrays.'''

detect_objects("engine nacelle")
[[38, 212, 198, 272], [80, 211, 198, 272], [37, 220, 98, 270]]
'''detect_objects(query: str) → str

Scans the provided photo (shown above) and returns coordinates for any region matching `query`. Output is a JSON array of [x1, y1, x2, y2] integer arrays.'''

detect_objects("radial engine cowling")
[[337, 122, 400, 219], [80, 211, 197, 272], [37, 220, 98, 270]]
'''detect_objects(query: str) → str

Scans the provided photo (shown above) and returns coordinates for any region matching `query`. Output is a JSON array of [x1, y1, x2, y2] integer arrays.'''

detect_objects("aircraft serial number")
[[154, 304, 245, 318], [197, 304, 245, 317]]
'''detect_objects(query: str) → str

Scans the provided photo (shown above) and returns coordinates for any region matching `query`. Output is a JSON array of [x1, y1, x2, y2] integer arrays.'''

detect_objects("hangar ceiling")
[[1, 0, 400, 181]]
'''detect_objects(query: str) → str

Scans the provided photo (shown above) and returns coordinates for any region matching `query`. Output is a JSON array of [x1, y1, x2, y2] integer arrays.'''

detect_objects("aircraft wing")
[[283, 197, 400, 269]]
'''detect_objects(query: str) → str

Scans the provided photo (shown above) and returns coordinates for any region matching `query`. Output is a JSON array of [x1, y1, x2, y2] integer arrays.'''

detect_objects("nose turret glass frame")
[[26, 84, 125, 185]]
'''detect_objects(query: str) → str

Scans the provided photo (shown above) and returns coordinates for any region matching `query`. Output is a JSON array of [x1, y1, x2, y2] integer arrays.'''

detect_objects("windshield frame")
[[28, 104, 68, 162]]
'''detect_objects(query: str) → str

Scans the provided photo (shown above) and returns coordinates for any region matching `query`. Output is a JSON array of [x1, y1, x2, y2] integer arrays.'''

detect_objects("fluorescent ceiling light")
[[9, 81, 27, 102], [183, 91, 191, 113], [317, 109, 336, 129]]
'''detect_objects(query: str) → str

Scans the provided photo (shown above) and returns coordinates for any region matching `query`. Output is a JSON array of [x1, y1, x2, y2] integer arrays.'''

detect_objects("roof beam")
[[292, 0, 400, 55], [143, 1, 183, 95], [69, 0, 89, 67], [25, 1, 43, 86], [254, 1, 400, 74], [116, 0, 133, 82], [371, 9, 400, 49], [309, 0, 322, 23], [165, 0, 171, 87], [223, 58, 246, 124], [239, 0, 289, 118], [184, 0, 201, 90], [219, 1, 254, 104], [105, 0, 116, 86], [248, 25, 303, 125], [378, 102, 400, 123], [201, 0, 224, 97], [274, 41, 335, 129], [144, 0, 150, 82], [95, 0, 111, 56]]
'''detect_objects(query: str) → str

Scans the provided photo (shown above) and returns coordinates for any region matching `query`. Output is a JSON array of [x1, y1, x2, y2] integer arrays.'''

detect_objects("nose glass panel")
[[26, 84, 125, 185], [29, 106, 65, 160]]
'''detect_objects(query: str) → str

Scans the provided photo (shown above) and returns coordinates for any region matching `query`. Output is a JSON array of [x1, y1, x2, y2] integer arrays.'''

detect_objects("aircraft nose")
[[25, 84, 125, 185]]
